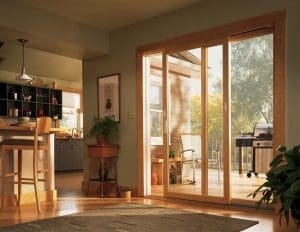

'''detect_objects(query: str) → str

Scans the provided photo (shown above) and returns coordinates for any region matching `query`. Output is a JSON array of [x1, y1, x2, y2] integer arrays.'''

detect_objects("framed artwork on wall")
[[97, 73, 120, 122]]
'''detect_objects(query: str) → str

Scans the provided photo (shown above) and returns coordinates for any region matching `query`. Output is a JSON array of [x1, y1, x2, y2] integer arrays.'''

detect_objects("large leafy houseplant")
[[249, 145, 300, 227], [86, 115, 119, 144]]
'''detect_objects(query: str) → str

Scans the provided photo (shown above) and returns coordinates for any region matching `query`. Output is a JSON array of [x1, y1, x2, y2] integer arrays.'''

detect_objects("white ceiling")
[[14, 0, 203, 31], [0, 0, 204, 83]]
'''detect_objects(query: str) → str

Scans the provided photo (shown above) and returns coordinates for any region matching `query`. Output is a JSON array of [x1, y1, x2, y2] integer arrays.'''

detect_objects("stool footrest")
[[21, 178, 34, 181], [21, 181, 35, 185], [5, 172, 18, 177], [37, 170, 48, 173]]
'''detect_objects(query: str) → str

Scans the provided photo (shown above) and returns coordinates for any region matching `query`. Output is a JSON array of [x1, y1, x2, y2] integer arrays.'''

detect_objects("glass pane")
[[62, 92, 80, 108], [207, 45, 224, 197], [167, 48, 202, 194], [61, 106, 78, 128], [150, 84, 162, 109], [61, 92, 81, 130], [230, 34, 273, 200], [150, 110, 163, 145]]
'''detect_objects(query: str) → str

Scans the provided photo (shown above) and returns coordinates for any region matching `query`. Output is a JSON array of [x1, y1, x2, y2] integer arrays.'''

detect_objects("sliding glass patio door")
[[164, 41, 228, 202], [165, 48, 203, 196], [139, 12, 285, 206]]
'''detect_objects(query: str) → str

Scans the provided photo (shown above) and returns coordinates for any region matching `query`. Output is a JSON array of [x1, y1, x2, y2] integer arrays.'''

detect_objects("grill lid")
[[253, 123, 273, 139]]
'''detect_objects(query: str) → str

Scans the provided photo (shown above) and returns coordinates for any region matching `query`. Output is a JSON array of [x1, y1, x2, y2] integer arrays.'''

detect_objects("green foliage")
[[249, 145, 300, 227], [191, 93, 223, 138], [86, 115, 119, 140], [207, 93, 223, 137]]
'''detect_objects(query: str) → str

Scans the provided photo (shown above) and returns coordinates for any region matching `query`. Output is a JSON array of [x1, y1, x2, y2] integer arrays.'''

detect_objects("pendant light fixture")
[[15, 39, 32, 81]]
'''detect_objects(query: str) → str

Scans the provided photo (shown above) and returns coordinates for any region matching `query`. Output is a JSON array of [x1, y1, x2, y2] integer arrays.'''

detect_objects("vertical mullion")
[[273, 20, 286, 155], [144, 55, 151, 196], [162, 50, 169, 196], [201, 47, 208, 196], [223, 39, 231, 203], [137, 52, 144, 196]]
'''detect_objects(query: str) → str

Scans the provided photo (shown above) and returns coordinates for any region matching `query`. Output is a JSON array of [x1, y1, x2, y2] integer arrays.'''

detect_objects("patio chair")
[[180, 134, 221, 184], [179, 134, 201, 184]]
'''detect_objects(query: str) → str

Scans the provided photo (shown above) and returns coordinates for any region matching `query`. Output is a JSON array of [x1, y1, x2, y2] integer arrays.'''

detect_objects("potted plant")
[[249, 145, 300, 227], [86, 115, 119, 145], [169, 149, 175, 159]]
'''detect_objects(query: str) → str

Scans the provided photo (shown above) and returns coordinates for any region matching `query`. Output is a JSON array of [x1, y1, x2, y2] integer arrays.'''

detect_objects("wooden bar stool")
[[0, 118, 8, 206], [0, 117, 51, 213], [0, 118, 6, 128]]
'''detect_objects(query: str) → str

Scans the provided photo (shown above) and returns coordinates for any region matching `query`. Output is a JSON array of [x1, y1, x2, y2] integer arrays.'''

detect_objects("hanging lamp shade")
[[15, 39, 32, 81]]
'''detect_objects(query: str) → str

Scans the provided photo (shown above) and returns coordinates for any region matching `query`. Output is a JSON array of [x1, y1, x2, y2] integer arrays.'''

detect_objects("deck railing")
[[207, 135, 253, 171]]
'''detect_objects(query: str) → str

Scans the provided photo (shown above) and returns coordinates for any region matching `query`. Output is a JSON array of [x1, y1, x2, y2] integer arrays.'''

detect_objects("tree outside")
[[231, 34, 273, 134], [191, 34, 273, 137]]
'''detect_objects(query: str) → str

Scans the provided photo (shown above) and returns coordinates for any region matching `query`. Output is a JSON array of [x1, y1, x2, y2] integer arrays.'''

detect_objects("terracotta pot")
[[151, 172, 158, 185], [97, 135, 107, 145], [119, 190, 131, 199]]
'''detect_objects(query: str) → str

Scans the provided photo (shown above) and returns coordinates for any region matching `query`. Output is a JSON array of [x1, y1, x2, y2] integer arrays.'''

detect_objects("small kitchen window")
[[150, 80, 163, 145], [60, 91, 83, 136]]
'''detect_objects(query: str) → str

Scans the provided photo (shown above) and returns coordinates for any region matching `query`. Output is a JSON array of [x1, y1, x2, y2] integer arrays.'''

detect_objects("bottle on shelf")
[[13, 108, 19, 117], [9, 108, 13, 117], [51, 95, 57, 104], [38, 109, 44, 117]]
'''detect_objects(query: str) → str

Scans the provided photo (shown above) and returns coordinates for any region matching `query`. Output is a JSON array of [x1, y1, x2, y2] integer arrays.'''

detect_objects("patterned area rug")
[[0, 203, 258, 232]]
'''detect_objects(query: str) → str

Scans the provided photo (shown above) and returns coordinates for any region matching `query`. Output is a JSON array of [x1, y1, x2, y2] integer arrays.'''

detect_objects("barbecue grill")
[[247, 123, 273, 177]]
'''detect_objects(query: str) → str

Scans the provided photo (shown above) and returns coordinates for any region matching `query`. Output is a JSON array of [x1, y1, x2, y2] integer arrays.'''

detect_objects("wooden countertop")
[[55, 136, 83, 140], [0, 123, 82, 140], [0, 123, 66, 133]]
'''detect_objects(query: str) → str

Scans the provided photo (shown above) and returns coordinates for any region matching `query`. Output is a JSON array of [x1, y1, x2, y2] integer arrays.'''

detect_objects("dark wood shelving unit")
[[0, 82, 62, 119]]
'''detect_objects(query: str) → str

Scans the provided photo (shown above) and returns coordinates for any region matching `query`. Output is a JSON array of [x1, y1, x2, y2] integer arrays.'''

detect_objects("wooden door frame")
[[136, 10, 286, 202]]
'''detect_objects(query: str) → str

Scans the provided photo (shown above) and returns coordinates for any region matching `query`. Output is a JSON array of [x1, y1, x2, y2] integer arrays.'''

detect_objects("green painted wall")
[[83, 0, 300, 189]]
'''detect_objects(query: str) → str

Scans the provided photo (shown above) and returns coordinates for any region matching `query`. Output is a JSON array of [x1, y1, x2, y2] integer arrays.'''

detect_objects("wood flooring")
[[0, 171, 298, 231], [151, 169, 266, 200]]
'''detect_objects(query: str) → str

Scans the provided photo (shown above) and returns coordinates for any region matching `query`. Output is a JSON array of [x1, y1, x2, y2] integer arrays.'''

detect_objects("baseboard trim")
[[81, 181, 137, 197], [2, 189, 57, 206]]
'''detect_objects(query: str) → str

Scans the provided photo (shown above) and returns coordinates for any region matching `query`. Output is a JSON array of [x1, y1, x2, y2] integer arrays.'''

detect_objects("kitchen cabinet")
[[0, 82, 62, 119], [55, 139, 83, 171]]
